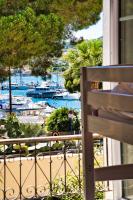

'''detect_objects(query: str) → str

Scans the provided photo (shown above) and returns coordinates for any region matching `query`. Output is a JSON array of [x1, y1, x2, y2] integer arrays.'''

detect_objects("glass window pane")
[[121, 0, 133, 17], [122, 144, 133, 199], [120, 20, 133, 64], [120, 1, 133, 199]]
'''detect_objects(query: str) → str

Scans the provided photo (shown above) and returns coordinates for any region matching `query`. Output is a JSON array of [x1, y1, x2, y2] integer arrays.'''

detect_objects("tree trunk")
[[9, 66, 12, 114]]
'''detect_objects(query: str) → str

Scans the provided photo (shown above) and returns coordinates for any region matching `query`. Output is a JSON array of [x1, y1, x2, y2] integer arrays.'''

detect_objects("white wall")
[[103, 0, 122, 199]]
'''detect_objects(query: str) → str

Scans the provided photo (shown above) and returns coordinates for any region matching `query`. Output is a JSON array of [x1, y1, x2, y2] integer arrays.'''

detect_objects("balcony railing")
[[0, 135, 83, 200], [0, 134, 103, 200]]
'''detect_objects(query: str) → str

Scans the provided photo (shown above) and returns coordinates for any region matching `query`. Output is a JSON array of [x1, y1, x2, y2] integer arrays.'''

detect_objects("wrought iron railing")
[[0, 134, 103, 200], [0, 135, 82, 200]]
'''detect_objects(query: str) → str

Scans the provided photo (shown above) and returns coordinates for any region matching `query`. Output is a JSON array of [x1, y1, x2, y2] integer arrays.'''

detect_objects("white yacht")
[[53, 92, 80, 100], [1, 96, 32, 110], [26, 81, 62, 98]]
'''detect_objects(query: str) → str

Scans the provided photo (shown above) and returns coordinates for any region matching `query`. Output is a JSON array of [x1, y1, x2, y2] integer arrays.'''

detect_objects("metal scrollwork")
[[0, 189, 4, 200], [37, 185, 46, 197], [23, 185, 35, 199], [6, 188, 18, 200], [57, 153, 63, 160]]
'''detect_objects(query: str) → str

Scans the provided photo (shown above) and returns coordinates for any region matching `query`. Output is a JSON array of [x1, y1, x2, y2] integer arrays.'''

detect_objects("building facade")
[[103, 0, 133, 199]]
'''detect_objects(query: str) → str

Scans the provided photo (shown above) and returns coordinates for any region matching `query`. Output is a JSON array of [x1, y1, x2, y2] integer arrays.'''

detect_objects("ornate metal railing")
[[0, 134, 103, 200], [0, 135, 82, 200]]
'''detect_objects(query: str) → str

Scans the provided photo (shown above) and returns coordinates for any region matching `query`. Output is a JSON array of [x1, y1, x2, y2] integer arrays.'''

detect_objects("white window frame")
[[103, 0, 122, 199]]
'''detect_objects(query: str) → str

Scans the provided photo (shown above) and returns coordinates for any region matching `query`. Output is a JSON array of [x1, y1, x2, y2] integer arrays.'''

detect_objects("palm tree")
[[63, 39, 103, 92]]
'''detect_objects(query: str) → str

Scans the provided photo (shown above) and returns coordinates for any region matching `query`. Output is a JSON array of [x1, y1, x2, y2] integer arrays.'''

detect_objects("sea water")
[[0, 73, 81, 110]]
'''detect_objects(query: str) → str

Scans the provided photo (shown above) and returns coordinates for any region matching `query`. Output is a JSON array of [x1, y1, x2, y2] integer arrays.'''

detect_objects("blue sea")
[[0, 73, 81, 110]]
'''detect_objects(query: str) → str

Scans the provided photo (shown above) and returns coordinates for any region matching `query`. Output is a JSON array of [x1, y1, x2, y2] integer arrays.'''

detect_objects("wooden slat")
[[85, 66, 133, 82], [81, 67, 95, 199], [88, 116, 133, 145], [88, 91, 133, 112], [95, 164, 133, 181]]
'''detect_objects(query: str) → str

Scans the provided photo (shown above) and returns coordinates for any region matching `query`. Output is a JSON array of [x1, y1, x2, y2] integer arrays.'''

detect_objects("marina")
[[53, 91, 80, 100], [0, 73, 81, 121], [26, 81, 63, 98], [1, 82, 39, 90]]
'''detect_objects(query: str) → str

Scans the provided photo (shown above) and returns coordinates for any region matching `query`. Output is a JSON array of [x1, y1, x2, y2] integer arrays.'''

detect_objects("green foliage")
[[20, 123, 45, 138], [35, 141, 64, 154], [3, 114, 45, 138], [0, 7, 64, 68], [95, 183, 104, 200], [52, 173, 83, 200], [30, 56, 56, 77], [39, 145, 50, 152], [4, 114, 22, 138], [0, 0, 102, 81], [0, 66, 8, 83], [49, 0, 102, 30], [13, 144, 29, 155], [63, 39, 103, 92], [51, 172, 104, 199], [51, 142, 63, 151], [45, 108, 80, 134], [0, 0, 102, 30]]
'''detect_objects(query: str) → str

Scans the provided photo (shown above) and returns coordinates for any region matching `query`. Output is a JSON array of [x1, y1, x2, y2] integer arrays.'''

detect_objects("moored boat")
[[26, 81, 62, 98], [53, 92, 80, 100], [2, 83, 29, 90], [1, 82, 39, 90]]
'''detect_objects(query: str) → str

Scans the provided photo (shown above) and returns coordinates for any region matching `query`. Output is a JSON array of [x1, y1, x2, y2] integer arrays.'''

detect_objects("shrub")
[[4, 114, 22, 138], [20, 123, 45, 138], [3, 114, 45, 138], [45, 108, 80, 134]]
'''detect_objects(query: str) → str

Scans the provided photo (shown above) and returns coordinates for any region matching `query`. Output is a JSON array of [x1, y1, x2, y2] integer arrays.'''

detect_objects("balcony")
[[2, 65, 132, 200], [0, 134, 103, 200]]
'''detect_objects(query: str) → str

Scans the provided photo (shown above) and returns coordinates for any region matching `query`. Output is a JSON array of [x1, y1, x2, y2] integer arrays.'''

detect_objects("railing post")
[[49, 141, 52, 197], [19, 143, 22, 200], [64, 141, 67, 193], [80, 67, 95, 200], [34, 142, 37, 197], [78, 140, 81, 193], [4, 144, 6, 200]]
